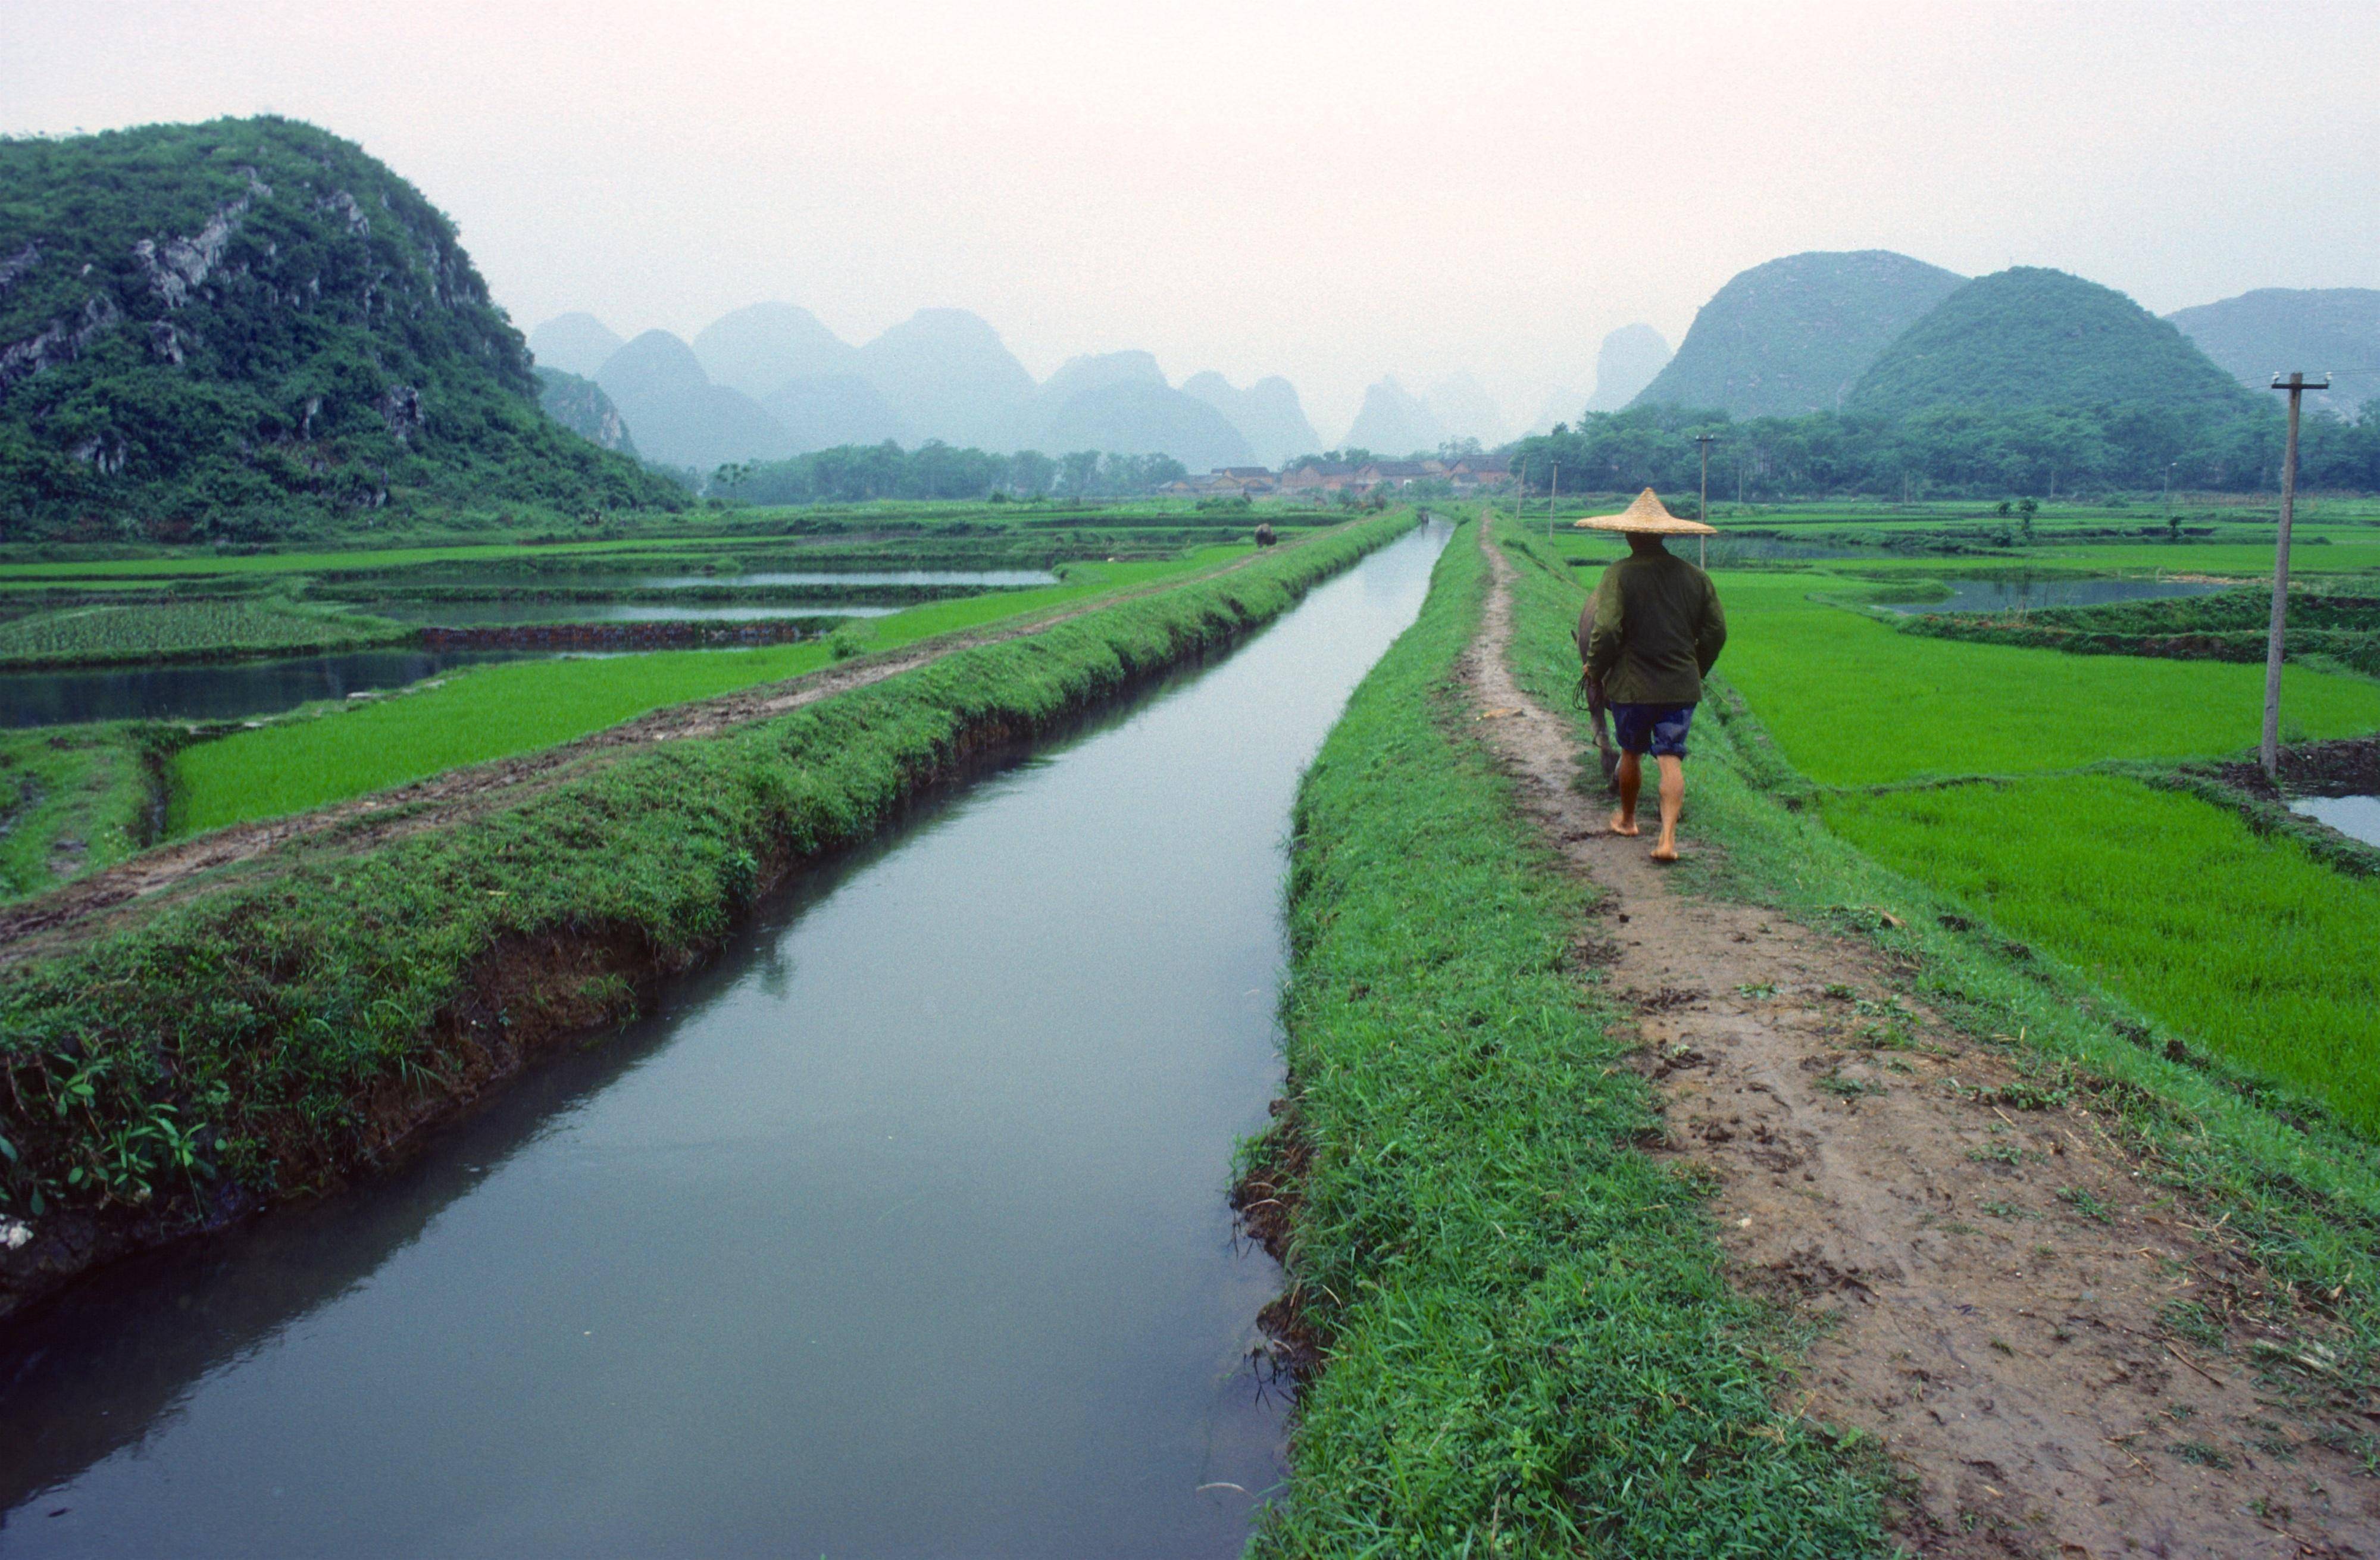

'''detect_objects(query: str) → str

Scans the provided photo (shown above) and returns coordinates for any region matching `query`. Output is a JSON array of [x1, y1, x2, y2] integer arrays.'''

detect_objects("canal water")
[[0, 519, 1452, 1559], [1880, 577, 2235, 615], [0, 647, 540, 729]]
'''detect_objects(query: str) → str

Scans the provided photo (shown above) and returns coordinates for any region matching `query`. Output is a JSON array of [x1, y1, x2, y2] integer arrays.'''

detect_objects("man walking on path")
[[1574, 489, 1725, 862]]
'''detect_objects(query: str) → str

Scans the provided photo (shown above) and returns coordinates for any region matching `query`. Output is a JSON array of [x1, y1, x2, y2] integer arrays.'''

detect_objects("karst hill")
[[0, 116, 678, 538]]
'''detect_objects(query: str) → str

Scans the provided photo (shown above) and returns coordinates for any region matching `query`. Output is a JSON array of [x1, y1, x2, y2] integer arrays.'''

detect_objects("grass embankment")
[[1899, 586, 2380, 676], [0, 599, 411, 670], [1247, 520, 1885, 1556], [0, 727, 158, 899], [0, 512, 1410, 1308], [1494, 512, 2380, 1405], [168, 550, 1253, 832]]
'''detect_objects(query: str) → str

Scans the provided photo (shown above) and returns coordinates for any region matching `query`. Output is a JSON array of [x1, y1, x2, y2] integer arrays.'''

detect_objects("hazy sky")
[[7, 1, 2378, 440]]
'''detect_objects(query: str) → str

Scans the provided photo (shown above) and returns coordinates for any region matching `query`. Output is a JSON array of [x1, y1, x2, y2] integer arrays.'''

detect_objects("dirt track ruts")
[[0, 546, 1278, 965], [1463, 522, 2376, 1558]]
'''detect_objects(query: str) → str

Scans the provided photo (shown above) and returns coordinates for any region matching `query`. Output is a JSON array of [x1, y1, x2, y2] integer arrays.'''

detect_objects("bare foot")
[[1650, 840, 1680, 863], [1609, 812, 1640, 837]]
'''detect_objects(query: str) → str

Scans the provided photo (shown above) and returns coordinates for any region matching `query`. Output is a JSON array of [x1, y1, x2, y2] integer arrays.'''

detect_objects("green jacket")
[[1582, 549, 1727, 705]]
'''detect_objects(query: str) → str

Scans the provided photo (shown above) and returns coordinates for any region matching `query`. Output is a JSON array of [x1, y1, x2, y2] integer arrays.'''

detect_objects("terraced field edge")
[[1237, 519, 1890, 1557], [0, 509, 1417, 1327]]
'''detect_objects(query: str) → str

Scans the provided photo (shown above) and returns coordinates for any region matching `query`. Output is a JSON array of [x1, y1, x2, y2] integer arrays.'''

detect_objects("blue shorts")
[[1612, 702, 1695, 759]]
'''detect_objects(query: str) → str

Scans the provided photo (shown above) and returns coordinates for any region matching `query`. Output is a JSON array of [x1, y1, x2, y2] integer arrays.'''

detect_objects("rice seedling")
[[1824, 775, 2380, 1133]]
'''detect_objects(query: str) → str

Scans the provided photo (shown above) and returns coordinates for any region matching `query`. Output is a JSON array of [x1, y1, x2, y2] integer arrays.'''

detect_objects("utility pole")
[[1549, 463, 1558, 542], [1691, 432, 1721, 569], [2164, 461, 2178, 538], [2262, 372, 2329, 777]]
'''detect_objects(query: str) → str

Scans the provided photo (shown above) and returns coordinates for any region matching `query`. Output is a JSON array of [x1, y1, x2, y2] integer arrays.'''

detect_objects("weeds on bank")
[[1248, 521, 1886, 1557], [0, 514, 1411, 1232]]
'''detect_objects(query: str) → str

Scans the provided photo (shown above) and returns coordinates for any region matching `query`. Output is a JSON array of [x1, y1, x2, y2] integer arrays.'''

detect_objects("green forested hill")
[[1847, 267, 2257, 422], [1631, 250, 1966, 417], [0, 117, 679, 539]]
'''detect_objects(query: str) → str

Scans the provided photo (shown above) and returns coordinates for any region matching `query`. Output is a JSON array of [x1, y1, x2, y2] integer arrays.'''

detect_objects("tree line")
[[1506, 398, 2380, 501], [701, 442, 1190, 505]]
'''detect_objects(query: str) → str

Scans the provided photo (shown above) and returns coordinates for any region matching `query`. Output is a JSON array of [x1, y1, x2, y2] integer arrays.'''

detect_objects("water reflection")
[[0, 521, 1451, 1559], [2291, 795, 2380, 849], [0, 648, 539, 729], [367, 600, 895, 627]]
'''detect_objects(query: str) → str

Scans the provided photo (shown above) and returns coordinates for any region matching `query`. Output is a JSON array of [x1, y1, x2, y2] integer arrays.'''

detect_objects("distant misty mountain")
[[1034, 379, 1253, 471], [534, 367, 636, 456], [1585, 325, 1671, 412], [1634, 251, 1966, 416], [1343, 379, 1445, 456], [549, 298, 1316, 468], [1035, 350, 1166, 409], [762, 374, 906, 453], [693, 302, 857, 399], [855, 308, 1036, 451], [1425, 373, 1504, 445], [1179, 373, 1319, 468], [528, 312, 626, 378], [595, 330, 793, 471], [2167, 287, 2380, 415], [1846, 267, 2254, 421]]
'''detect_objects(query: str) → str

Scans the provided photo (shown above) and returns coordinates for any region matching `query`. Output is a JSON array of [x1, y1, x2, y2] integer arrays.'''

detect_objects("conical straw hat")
[[1572, 487, 1716, 535]]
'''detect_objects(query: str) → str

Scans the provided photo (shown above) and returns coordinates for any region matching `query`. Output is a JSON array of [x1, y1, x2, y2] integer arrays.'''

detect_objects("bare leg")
[[1611, 752, 1643, 836], [1650, 755, 1685, 862]]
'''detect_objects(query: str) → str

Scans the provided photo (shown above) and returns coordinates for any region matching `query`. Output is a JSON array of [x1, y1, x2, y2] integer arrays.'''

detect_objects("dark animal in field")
[[1253, 523, 1277, 548], [1573, 596, 1621, 790]]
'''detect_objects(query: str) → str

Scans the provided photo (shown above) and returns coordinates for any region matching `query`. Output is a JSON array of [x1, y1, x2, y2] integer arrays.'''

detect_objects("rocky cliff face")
[[534, 368, 637, 455], [0, 116, 678, 537]]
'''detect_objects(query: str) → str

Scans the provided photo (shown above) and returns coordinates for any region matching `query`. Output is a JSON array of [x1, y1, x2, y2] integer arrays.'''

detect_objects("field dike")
[[0, 511, 1415, 1327], [1483, 512, 2380, 1554], [1236, 518, 1890, 1556]]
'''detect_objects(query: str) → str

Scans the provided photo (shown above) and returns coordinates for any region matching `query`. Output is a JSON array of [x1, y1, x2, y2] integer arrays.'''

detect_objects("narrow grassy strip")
[[1251, 520, 1885, 1558], [168, 548, 1252, 833], [0, 726, 158, 900], [0, 514, 1408, 1270], [0, 599, 412, 669], [1492, 511, 2380, 1391]]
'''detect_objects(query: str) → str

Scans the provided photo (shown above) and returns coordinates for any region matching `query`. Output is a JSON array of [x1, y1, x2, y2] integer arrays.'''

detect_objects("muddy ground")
[[1463, 525, 2378, 1558]]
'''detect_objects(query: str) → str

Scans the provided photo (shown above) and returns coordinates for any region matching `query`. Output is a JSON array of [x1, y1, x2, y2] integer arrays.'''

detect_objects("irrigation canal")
[[0, 518, 1453, 1558]]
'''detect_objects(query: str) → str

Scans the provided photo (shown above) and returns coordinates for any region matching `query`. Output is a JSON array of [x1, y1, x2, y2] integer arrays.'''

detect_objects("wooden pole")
[[2262, 372, 2328, 777], [1549, 463, 1558, 541], [1692, 433, 1720, 569]]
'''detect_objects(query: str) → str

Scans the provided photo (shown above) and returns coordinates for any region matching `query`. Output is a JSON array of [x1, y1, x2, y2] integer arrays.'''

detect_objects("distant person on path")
[[1574, 489, 1725, 862]]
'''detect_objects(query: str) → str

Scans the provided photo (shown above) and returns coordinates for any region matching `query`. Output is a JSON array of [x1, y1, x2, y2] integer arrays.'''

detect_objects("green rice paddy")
[[0, 599, 406, 668], [167, 549, 1251, 832], [1709, 573, 2380, 784], [1825, 774, 2380, 1131]]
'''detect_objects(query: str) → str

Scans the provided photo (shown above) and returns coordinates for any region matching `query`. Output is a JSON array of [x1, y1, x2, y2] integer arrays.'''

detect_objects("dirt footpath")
[[1461, 526, 2377, 1558]]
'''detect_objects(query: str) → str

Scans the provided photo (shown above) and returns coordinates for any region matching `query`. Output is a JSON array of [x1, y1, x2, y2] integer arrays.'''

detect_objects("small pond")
[[2290, 795, 2380, 849], [366, 601, 896, 627], [380, 568, 1059, 590], [1881, 578, 2235, 615], [0, 648, 542, 729]]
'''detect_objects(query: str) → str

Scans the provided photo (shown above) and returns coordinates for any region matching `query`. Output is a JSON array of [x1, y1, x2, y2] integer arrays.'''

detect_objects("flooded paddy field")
[[0, 521, 1450, 1559], [0, 646, 542, 728]]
